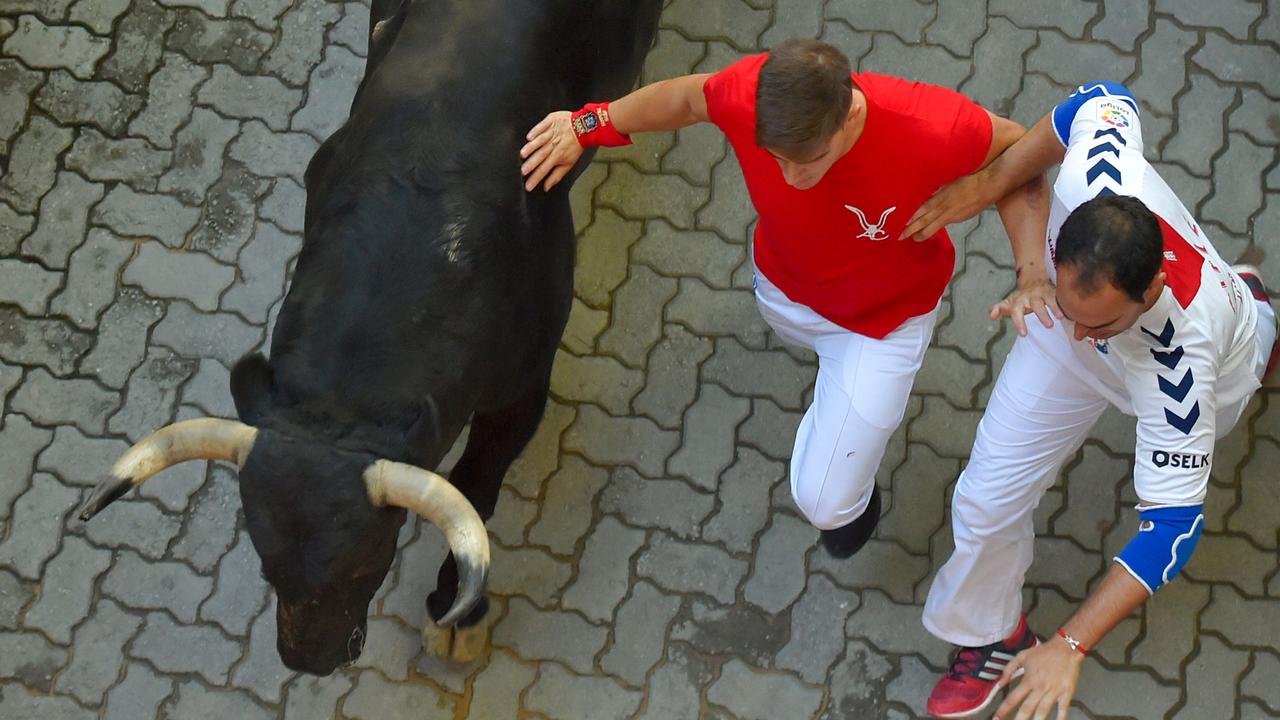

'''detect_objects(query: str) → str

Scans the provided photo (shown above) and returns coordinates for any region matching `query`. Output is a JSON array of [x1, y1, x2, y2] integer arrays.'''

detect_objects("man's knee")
[[792, 474, 876, 530]]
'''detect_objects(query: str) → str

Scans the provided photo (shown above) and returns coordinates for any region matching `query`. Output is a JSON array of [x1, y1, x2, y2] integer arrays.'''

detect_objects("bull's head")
[[77, 416, 488, 675]]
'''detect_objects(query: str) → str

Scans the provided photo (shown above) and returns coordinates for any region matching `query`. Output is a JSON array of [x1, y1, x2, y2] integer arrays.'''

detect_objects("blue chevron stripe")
[[1094, 128, 1127, 146], [1165, 402, 1201, 435], [1087, 158, 1122, 185], [1141, 319, 1175, 347], [1151, 346, 1184, 370], [1158, 368, 1194, 402], [1088, 142, 1121, 160]]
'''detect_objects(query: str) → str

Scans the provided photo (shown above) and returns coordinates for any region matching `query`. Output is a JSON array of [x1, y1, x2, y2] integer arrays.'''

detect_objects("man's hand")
[[520, 111, 583, 192], [900, 172, 992, 241], [994, 638, 1084, 720], [991, 275, 1061, 337]]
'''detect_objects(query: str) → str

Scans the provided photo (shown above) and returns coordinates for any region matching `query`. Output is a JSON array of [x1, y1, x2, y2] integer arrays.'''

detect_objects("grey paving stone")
[[597, 162, 708, 231], [293, 43, 362, 140], [1204, 584, 1280, 651], [883, 654, 936, 718], [702, 338, 814, 411], [1074, 656, 1181, 718], [664, 123, 726, 187], [200, 529, 269, 636], [1161, 0, 1261, 39], [156, 107, 240, 204], [938, 254, 1008, 360], [636, 643, 712, 720], [848, 590, 952, 667], [492, 597, 608, 674], [0, 311, 92, 382], [1183, 533, 1274, 596], [1028, 30, 1138, 88], [78, 288, 165, 388], [228, 120, 319, 185], [1195, 33, 1280, 98], [52, 599, 140, 703], [282, 672, 353, 720], [1231, 88, 1280, 146], [0, 471, 77, 579], [486, 544, 573, 607], [99, 0, 176, 93], [990, 0, 1096, 34], [69, 0, 132, 36], [550, 350, 643, 416], [1164, 74, 1236, 175], [1170, 633, 1250, 719], [575, 208, 644, 308], [826, 0, 933, 42], [696, 154, 752, 242], [0, 569, 31, 630], [1204, 133, 1271, 234], [47, 229, 132, 330], [131, 611, 241, 683], [348, 615, 416, 683], [101, 662, 173, 720], [0, 631, 69, 692], [525, 662, 643, 720], [2, 15, 110, 79], [1025, 535, 1104, 598], [169, 465, 239, 571], [669, 384, 752, 491], [0, 115, 76, 214], [561, 297, 609, 355], [18, 171, 101, 269], [671, 597, 789, 665], [108, 346, 198, 441], [151, 301, 264, 367], [662, 0, 769, 49], [743, 514, 814, 613], [222, 222, 301, 323], [158, 0, 231, 16], [1241, 652, 1280, 712], [33, 70, 141, 138], [736, 398, 802, 462], [865, 33, 971, 90], [563, 404, 679, 478], [668, 279, 771, 351], [597, 265, 678, 368], [0, 682, 92, 720], [18, 532, 108, 640], [636, 531, 747, 604], [376, 520, 445, 627], [526, 455, 608, 555], [707, 659, 823, 720], [761, 0, 823, 48], [124, 241, 235, 312], [167, 9, 273, 76], [189, 160, 271, 262], [569, 161, 608, 232], [598, 467, 715, 540], [878, 441, 958, 555], [230, 598, 295, 702], [505, 400, 574, 499], [704, 448, 784, 553], [633, 220, 742, 291], [102, 551, 213, 624], [81, 494, 183, 560], [634, 323, 714, 430], [10, 368, 119, 434], [926, 0, 987, 56], [0, 202, 33, 256], [198, 63, 303, 131], [0, 259, 60, 315], [561, 515, 647, 623], [162, 680, 274, 720], [328, 3, 368, 55], [814, 538, 931, 605], [229, 0, 291, 30], [259, 178, 305, 234], [1129, 19, 1197, 116], [638, 27, 703, 87], [774, 574, 859, 684], [262, 0, 342, 86], [1054, 445, 1126, 550], [0, 59, 41, 152], [464, 650, 535, 720], [821, 640, 895, 720], [487, 488, 535, 547], [94, 186, 199, 249], [179, 358, 235, 419], [1094, 0, 1148, 51], [64, 128, 171, 190], [1230, 439, 1280, 547]]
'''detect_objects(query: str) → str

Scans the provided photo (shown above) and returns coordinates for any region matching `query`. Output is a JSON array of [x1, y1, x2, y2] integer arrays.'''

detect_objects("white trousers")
[[923, 298, 1277, 647], [754, 271, 939, 530]]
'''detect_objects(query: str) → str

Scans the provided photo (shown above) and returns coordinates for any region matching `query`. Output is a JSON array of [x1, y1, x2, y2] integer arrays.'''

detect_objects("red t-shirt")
[[703, 54, 993, 338]]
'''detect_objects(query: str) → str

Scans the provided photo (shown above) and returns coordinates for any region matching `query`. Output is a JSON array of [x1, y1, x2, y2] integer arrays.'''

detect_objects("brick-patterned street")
[[1, 1, 1278, 718]]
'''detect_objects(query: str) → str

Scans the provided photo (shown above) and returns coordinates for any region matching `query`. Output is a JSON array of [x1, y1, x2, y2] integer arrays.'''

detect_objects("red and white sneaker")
[[926, 616, 1039, 719], [1234, 264, 1279, 379]]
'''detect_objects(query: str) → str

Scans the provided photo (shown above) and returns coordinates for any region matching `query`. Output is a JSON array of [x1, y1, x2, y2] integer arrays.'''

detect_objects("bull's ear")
[[230, 353, 275, 425]]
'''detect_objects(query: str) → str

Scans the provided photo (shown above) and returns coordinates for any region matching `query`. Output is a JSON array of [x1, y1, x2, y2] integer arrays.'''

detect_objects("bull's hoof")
[[421, 615, 491, 664]]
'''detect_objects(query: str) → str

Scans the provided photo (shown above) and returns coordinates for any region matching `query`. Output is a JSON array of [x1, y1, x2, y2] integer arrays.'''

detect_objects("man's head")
[[1056, 195, 1166, 341], [757, 39, 857, 190]]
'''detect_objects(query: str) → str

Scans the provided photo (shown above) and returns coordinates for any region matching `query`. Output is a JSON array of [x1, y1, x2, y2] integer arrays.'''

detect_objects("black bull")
[[78, 0, 662, 675]]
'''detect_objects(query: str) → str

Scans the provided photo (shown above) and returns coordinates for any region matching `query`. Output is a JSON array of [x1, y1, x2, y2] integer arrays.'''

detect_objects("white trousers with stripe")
[[923, 298, 1276, 647], [753, 271, 938, 530]]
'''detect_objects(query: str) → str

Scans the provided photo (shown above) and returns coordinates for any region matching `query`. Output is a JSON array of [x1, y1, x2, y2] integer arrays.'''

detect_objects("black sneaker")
[[927, 615, 1039, 718], [819, 485, 881, 558]]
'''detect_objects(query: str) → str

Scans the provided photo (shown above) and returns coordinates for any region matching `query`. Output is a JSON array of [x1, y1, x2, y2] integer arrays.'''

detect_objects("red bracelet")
[[1057, 629, 1089, 655], [570, 102, 632, 148]]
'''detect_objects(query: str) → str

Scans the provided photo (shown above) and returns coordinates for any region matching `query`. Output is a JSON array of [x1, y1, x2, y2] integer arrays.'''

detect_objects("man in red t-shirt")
[[521, 39, 1049, 559]]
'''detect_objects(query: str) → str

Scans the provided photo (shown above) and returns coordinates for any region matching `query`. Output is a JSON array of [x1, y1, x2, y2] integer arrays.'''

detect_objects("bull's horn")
[[78, 418, 259, 521], [363, 459, 489, 627]]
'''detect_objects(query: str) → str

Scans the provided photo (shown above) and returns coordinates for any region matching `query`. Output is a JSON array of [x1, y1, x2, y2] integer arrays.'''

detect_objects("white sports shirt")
[[1044, 82, 1260, 507]]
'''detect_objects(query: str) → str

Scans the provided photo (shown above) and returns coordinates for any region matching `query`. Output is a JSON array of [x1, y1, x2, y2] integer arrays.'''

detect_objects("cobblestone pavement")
[[1, 1, 1278, 718]]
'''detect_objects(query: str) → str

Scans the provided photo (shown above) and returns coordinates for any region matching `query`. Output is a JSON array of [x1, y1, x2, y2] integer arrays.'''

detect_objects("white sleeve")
[[1125, 313, 1219, 506], [1051, 82, 1150, 213]]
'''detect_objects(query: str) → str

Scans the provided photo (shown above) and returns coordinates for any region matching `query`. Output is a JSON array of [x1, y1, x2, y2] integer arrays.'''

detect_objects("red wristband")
[[570, 102, 632, 148], [1057, 629, 1089, 655]]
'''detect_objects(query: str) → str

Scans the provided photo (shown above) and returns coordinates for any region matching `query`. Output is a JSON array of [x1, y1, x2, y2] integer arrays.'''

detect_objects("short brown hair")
[[756, 39, 853, 156]]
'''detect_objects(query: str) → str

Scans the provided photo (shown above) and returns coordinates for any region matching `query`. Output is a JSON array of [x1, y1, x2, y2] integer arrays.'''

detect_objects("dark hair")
[[1056, 195, 1163, 303], [756, 39, 853, 156]]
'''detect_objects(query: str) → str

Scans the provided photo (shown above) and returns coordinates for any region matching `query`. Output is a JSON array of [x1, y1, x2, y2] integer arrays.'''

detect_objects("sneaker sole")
[[927, 638, 1039, 719]]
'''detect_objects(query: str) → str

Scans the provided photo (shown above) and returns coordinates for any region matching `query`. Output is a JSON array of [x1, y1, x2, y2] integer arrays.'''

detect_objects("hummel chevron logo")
[[1165, 402, 1201, 435], [1141, 319, 1175, 347], [1087, 142, 1121, 160], [1093, 128, 1127, 146], [1158, 368, 1194, 402], [1086, 158, 1122, 185], [1151, 346, 1184, 370]]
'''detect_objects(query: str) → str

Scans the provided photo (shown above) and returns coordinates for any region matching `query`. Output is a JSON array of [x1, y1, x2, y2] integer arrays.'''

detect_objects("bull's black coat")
[[229, 0, 661, 674]]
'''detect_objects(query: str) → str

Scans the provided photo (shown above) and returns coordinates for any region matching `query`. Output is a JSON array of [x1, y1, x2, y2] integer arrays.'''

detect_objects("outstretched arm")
[[520, 73, 713, 191]]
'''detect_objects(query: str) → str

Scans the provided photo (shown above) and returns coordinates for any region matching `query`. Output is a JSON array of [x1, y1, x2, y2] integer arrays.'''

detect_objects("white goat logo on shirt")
[[845, 205, 896, 241]]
